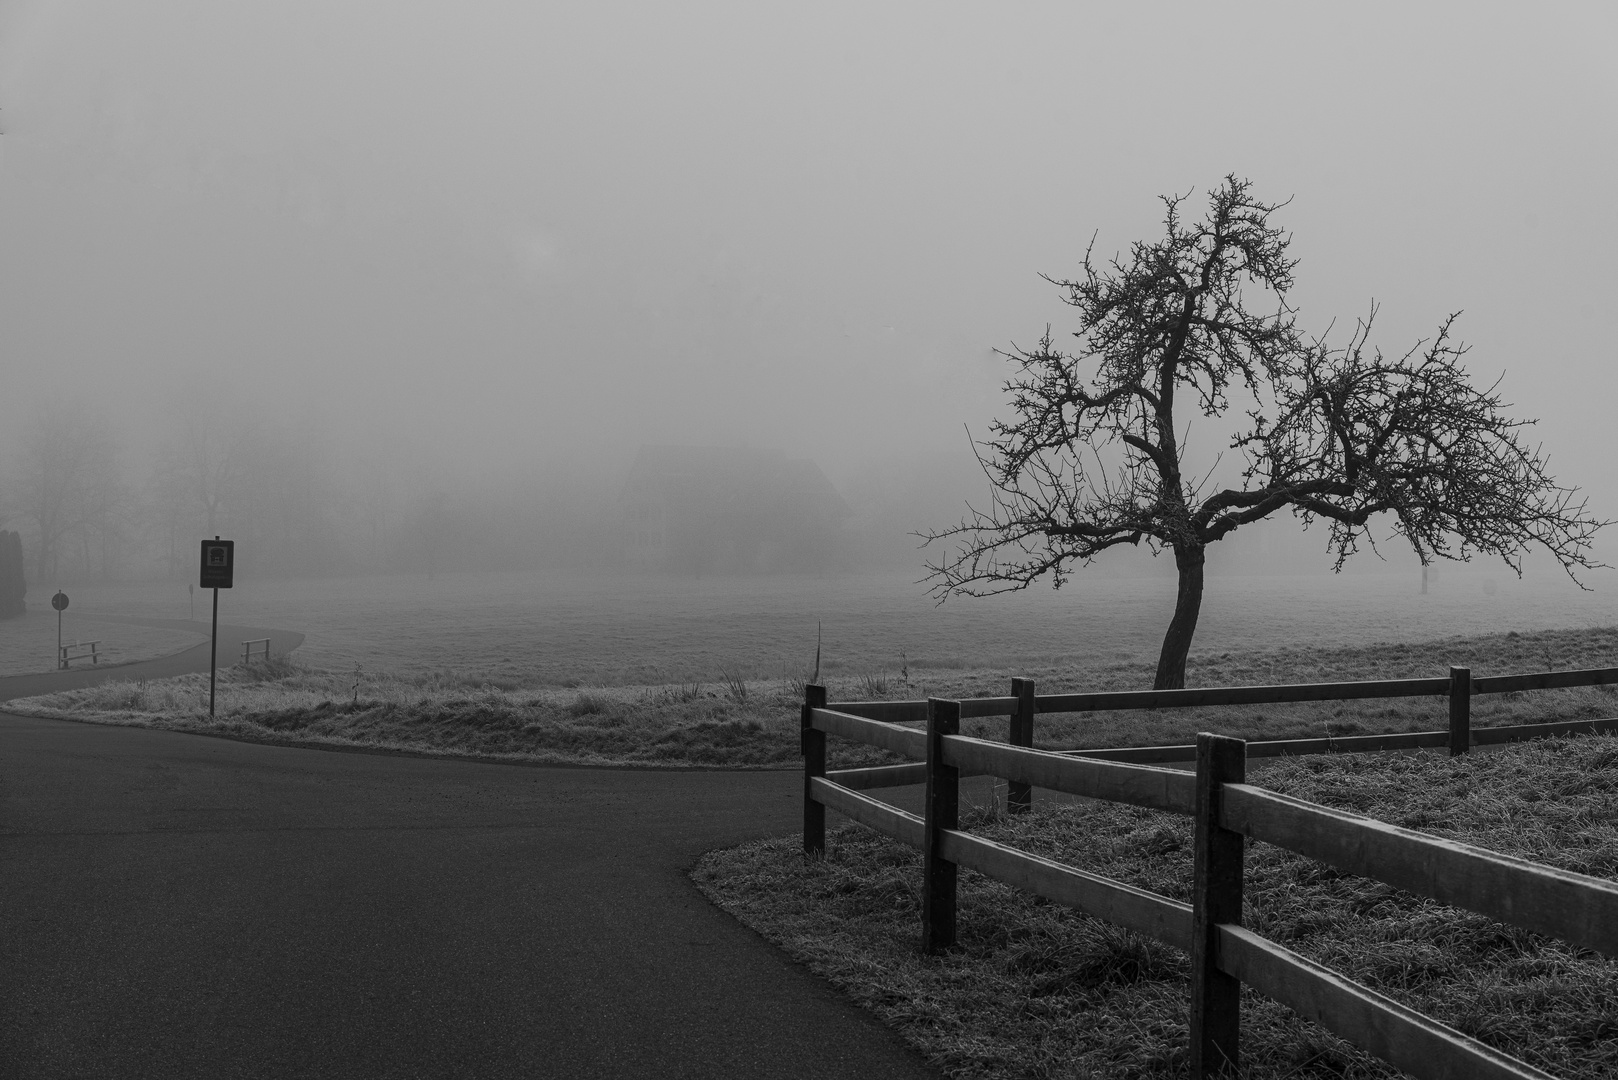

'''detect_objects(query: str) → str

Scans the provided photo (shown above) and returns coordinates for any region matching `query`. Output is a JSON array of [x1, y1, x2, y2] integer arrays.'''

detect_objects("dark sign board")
[[51, 591, 68, 611], [200, 539, 235, 589]]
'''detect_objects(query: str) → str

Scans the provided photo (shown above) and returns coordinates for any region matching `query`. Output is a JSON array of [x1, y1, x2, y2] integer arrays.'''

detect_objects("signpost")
[[52, 590, 68, 669], [199, 538, 235, 717]]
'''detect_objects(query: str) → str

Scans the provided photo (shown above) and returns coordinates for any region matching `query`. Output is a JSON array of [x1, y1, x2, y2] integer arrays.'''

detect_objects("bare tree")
[[924, 176, 1607, 689], [14, 401, 127, 583]]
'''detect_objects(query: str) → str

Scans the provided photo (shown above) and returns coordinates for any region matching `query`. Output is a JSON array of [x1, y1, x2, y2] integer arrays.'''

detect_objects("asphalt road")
[[0, 712, 943, 1079], [0, 624, 943, 1076]]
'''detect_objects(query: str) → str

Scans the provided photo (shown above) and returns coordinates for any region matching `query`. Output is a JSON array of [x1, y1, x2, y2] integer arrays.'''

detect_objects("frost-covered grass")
[[4, 655, 829, 767], [8, 626, 1618, 769], [693, 736, 1618, 1079]]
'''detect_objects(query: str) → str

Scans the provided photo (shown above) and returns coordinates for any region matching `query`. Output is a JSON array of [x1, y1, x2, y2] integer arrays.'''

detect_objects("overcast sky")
[[3, 1, 1616, 554]]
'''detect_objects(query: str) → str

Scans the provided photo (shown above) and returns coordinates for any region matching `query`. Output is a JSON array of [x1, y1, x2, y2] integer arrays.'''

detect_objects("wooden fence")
[[800, 682, 1618, 1079], [821, 665, 1618, 795]]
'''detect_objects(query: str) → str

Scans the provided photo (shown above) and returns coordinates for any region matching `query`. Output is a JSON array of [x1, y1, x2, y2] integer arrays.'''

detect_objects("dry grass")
[[8, 625, 1618, 770], [693, 736, 1618, 1079], [1, 655, 886, 768]]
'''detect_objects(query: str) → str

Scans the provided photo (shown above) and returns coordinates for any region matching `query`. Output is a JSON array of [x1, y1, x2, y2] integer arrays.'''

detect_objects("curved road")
[[0, 618, 305, 702], [0, 635, 940, 1078]]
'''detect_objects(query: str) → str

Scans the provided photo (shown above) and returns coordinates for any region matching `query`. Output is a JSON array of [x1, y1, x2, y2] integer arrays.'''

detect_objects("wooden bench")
[[58, 641, 101, 669], [241, 638, 272, 664]]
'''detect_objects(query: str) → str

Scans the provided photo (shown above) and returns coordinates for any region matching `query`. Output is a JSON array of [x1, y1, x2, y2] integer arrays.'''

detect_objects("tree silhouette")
[[924, 176, 1607, 689]]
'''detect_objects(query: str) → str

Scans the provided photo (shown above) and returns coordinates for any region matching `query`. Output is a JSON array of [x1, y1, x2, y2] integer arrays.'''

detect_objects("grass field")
[[16, 563, 1618, 687], [694, 736, 1618, 1079], [11, 625, 1618, 770]]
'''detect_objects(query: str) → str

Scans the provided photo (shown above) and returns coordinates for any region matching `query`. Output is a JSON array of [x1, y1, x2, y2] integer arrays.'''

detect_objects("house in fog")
[[620, 446, 853, 574]]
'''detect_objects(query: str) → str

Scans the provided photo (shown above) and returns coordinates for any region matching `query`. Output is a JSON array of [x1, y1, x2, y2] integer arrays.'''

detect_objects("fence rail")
[[1221, 781, 1618, 957], [828, 664, 1618, 724], [822, 664, 1618, 792], [1216, 924, 1556, 1080], [801, 682, 1618, 1080]]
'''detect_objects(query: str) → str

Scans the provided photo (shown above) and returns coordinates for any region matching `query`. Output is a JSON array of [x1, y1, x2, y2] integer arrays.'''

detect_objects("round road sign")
[[51, 591, 69, 611]]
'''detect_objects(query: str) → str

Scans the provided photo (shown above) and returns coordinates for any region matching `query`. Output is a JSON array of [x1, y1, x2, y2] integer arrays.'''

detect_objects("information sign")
[[200, 539, 235, 589]]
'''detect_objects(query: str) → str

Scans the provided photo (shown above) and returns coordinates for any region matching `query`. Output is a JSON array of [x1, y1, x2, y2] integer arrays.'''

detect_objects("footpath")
[[0, 629, 939, 1079], [0, 618, 306, 703]]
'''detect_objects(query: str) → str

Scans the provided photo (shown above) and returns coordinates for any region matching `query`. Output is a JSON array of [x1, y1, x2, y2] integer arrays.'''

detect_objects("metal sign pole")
[[51, 590, 69, 669], [199, 535, 234, 717], [209, 588, 219, 717]]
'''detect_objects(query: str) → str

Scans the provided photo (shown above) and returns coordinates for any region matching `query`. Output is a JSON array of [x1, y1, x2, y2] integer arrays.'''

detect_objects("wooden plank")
[[937, 829, 1192, 951], [923, 699, 960, 952], [1247, 731, 1451, 757], [1038, 676, 1449, 714], [1190, 734, 1245, 1078], [827, 697, 1017, 721], [940, 734, 1196, 814], [1218, 925, 1555, 1080], [1222, 783, 1618, 957], [1474, 666, 1618, 695], [1450, 667, 1471, 756], [808, 777, 925, 848], [1058, 722, 1608, 765], [1062, 743, 1199, 763], [827, 700, 928, 723], [1471, 717, 1618, 744], [960, 696, 1018, 719], [1007, 678, 1035, 815], [810, 708, 928, 759], [825, 762, 929, 790], [802, 684, 827, 857]]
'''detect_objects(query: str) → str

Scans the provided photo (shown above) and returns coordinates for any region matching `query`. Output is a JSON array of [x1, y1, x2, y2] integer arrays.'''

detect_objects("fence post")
[[923, 697, 961, 953], [802, 683, 827, 858], [1008, 678, 1035, 814], [1190, 732, 1246, 1078], [1449, 666, 1471, 757]]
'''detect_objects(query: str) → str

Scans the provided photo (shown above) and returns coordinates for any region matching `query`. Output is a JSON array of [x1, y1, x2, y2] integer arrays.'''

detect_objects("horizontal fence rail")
[[808, 707, 927, 759], [940, 829, 1192, 951], [821, 666, 1618, 793], [940, 733, 1196, 815], [1217, 925, 1557, 1080], [825, 762, 928, 790], [808, 776, 924, 848], [1221, 782, 1618, 959], [824, 718, 1618, 784], [1475, 666, 1618, 695], [800, 684, 1616, 1080], [1065, 718, 1618, 764], [1042, 676, 1451, 712]]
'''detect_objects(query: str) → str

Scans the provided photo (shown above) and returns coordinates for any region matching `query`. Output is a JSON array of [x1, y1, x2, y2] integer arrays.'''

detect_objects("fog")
[[3, 2, 1616, 583]]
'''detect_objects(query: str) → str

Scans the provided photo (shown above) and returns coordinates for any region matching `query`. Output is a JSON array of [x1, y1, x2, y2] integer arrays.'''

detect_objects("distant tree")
[[924, 176, 1607, 689], [15, 401, 127, 583]]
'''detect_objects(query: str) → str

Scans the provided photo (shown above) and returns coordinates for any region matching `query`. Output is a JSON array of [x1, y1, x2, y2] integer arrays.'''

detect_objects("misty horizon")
[[4, 3, 1616, 589]]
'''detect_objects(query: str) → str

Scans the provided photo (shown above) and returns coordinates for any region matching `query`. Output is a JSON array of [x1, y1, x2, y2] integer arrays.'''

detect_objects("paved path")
[[0, 619, 305, 703], [0, 713, 940, 1079]]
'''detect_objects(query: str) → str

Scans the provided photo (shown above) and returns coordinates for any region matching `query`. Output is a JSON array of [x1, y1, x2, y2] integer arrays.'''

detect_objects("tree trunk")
[[1154, 543, 1206, 690]]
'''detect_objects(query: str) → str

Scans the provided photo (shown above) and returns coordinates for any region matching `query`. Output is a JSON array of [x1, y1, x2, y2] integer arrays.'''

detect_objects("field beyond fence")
[[799, 662, 1618, 1080]]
